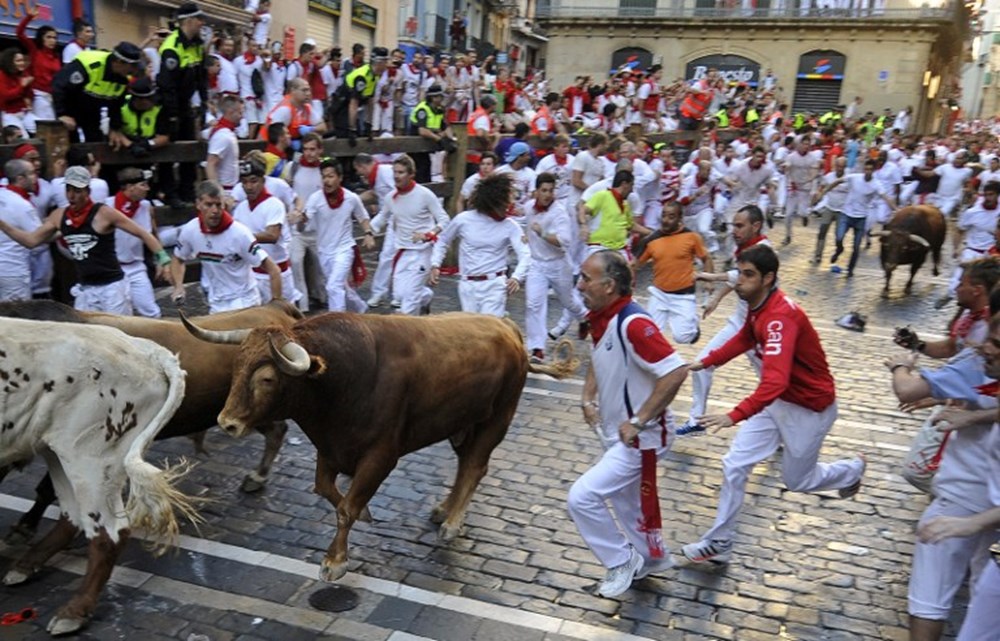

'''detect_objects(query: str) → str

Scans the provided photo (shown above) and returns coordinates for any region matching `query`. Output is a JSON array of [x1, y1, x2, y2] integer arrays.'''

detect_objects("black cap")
[[426, 84, 444, 97], [371, 46, 389, 62], [177, 2, 203, 19], [239, 158, 266, 178], [647, 64, 662, 74], [128, 76, 157, 97], [112, 42, 143, 65]]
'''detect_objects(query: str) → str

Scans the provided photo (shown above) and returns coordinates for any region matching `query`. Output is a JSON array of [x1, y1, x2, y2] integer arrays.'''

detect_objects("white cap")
[[303, 38, 317, 46]]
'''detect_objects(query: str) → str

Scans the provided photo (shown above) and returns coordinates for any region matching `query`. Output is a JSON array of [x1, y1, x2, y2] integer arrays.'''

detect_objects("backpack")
[[251, 68, 265, 99]]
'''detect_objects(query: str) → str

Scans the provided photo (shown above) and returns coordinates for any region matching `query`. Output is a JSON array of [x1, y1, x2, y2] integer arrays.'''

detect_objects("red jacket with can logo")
[[701, 287, 835, 422]]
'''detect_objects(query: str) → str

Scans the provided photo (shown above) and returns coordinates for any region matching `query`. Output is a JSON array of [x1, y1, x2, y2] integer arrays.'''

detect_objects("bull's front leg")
[[46, 528, 130, 636], [882, 267, 893, 298], [3, 516, 78, 586], [320, 453, 395, 583], [312, 454, 371, 523], [242, 420, 289, 493]]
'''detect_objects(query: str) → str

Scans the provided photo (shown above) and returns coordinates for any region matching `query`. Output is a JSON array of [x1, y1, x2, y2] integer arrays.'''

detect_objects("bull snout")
[[217, 413, 249, 438]]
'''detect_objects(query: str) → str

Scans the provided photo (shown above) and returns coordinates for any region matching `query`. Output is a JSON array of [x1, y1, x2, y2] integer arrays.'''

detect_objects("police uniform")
[[51, 43, 141, 142], [408, 95, 447, 184], [157, 3, 207, 203], [332, 59, 377, 138]]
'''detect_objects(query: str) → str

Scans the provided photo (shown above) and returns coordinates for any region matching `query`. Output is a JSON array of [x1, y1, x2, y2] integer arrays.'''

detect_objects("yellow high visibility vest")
[[74, 50, 128, 100]]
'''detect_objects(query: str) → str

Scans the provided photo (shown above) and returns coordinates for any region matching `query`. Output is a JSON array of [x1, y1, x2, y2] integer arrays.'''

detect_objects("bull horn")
[[180, 312, 251, 345], [268, 335, 311, 376], [908, 234, 931, 248], [873, 230, 892, 238]]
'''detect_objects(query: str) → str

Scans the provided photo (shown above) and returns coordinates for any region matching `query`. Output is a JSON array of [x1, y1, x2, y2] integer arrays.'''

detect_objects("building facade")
[[538, 0, 968, 133]]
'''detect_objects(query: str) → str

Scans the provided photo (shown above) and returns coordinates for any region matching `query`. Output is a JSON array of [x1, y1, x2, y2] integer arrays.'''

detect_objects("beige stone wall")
[[543, 24, 936, 114]]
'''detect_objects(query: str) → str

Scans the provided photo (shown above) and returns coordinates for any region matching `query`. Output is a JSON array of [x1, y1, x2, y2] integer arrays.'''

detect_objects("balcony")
[[125, 0, 250, 25], [536, 0, 956, 21]]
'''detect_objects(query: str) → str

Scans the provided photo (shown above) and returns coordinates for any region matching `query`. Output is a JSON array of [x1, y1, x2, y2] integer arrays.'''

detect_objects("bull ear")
[[307, 356, 327, 378]]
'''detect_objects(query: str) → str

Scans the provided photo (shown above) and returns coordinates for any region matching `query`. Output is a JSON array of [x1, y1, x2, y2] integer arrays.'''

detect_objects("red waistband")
[[463, 270, 505, 281], [253, 259, 290, 274]]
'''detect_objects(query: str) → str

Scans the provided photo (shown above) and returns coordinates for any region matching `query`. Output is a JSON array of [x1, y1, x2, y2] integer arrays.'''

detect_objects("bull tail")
[[123, 350, 201, 554], [528, 338, 580, 380]]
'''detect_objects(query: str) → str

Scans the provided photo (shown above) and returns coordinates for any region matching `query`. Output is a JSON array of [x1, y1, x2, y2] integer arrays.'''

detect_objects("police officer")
[[818, 104, 844, 126], [332, 46, 388, 144], [51, 41, 142, 145], [157, 2, 206, 207], [713, 102, 730, 128], [119, 77, 170, 158], [408, 84, 454, 183]]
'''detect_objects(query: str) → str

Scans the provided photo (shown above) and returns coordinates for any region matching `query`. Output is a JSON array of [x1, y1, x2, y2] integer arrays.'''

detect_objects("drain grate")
[[308, 586, 360, 613]]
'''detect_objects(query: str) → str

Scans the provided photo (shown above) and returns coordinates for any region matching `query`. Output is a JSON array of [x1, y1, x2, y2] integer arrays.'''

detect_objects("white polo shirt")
[[207, 126, 240, 188], [233, 193, 291, 264], [431, 209, 531, 283], [305, 188, 369, 255], [174, 218, 266, 304], [0, 188, 40, 282]]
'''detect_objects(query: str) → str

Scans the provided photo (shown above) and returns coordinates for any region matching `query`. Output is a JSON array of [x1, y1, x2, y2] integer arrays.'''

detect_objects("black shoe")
[[846, 270, 854, 278], [830, 249, 842, 263], [802, 217, 808, 227], [766, 212, 774, 229], [782, 236, 791, 246], [419, 302, 431, 316]]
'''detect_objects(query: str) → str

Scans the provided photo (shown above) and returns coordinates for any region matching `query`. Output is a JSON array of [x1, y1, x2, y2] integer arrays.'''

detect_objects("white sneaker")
[[681, 538, 732, 564], [635, 553, 676, 580], [597, 546, 644, 598], [366, 295, 383, 308], [390, 299, 402, 309], [547, 321, 570, 341]]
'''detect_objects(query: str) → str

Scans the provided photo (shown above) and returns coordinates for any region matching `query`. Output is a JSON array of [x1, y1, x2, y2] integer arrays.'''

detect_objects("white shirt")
[[233, 194, 291, 263], [235, 55, 264, 99], [31, 178, 56, 220], [106, 196, 154, 264], [289, 163, 322, 207], [305, 189, 369, 254], [215, 55, 239, 95], [431, 209, 530, 283], [980, 169, 1000, 191], [843, 174, 886, 219], [817, 171, 850, 212], [251, 11, 271, 45], [174, 218, 266, 304], [535, 154, 576, 201], [62, 41, 84, 65], [262, 62, 287, 107], [784, 151, 821, 192], [958, 200, 999, 251], [571, 150, 605, 203], [400, 63, 425, 107], [874, 162, 903, 198], [935, 164, 973, 199], [0, 188, 40, 281], [366, 164, 396, 206], [524, 198, 573, 262], [143, 47, 162, 79], [370, 183, 451, 251], [460, 172, 483, 200], [232, 176, 296, 212], [320, 65, 344, 99], [207, 126, 240, 188], [679, 172, 719, 214], [729, 160, 775, 207], [496, 164, 538, 216], [52, 178, 109, 208]]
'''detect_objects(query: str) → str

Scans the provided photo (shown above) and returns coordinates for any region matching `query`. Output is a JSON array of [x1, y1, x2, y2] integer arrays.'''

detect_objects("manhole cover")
[[308, 586, 360, 612]]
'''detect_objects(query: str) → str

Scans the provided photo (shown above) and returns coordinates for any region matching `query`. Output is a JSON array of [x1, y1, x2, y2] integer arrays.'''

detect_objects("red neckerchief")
[[609, 188, 625, 211], [976, 381, 1000, 397], [248, 188, 272, 211], [386, 67, 397, 78], [606, 152, 618, 163], [407, 63, 420, 75], [950, 307, 990, 340], [553, 154, 567, 166], [324, 187, 345, 209], [367, 164, 379, 187], [209, 73, 218, 89], [985, 200, 998, 211], [586, 295, 631, 344], [736, 234, 767, 256], [211, 117, 237, 136], [265, 143, 286, 159], [534, 199, 552, 213], [299, 156, 321, 168], [393, 180, 416, 199], [6, 184, 32, 203], [243, 51, 256, 64], [114, 191, 140, 219], [200, 210, 234, 234], [696, 173, 708, 186], [990, 246, 1000, 257], [63, 198, 94, 229]]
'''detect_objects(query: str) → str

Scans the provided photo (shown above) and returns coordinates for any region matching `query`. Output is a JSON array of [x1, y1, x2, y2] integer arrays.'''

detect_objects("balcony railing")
[[536, 1, 955, 21]]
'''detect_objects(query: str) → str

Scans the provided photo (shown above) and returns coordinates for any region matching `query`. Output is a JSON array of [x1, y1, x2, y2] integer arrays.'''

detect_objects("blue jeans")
[[834, 214, 866, 274]]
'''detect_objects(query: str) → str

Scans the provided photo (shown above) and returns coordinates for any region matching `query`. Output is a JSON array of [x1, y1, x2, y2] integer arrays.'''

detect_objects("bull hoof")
[[47, 614, 87, 636], [881, 289, 890, 299], [358, 506, 373, 524], [240, 474, 266, 493], [319, 558, 349, 583], [438, 522, 463, 542], [3, 567, 32, 586], [5, 523, 35, 545], [429, 504, 447, 524]]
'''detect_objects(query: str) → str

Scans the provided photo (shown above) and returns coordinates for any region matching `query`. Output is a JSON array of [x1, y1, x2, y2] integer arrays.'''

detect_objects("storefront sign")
[[796, 51, 846, 80], [0, 0, 94, 42], [685, 54, 760, 87], [610, 47, 653, 74]]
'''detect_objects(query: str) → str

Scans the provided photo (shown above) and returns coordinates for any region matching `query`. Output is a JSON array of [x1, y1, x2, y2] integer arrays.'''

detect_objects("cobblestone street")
[[0, 222, 972, 640]]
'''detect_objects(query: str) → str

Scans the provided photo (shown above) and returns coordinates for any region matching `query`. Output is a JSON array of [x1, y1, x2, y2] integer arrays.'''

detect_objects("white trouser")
[[643, 200, 662, 230], [209, 289, 261, 314], [244, 98, 265, 125], [684, 207, 717, 252], [688, 312, 761, 423], [0, 275, 31, 301], [392, 246, 434, 315], [320, 247, 367, 313], [784, 190, 812, 238], [290, 229, 326, 312], [869, 198, 893, 228], [934, 193, 962, 217], [900, 181, 918, 205], [647, 286, 699, 344], [949, 247, 988, 295], [255, 267, 301, 304], [373, 100, 394, 133], [30, 246, 52, 294], [121, 261, 161, 318], [567, 440, 670, 569], [369, 225, 396, 302], [72, 279, 132, 315], [32, 90, 54, 122], [958, 559, 1000, 640], [525, 257, 586, 351], [702, 400, 863, 542], [458, 275, 507, 317], [909, 497, 994, 620]]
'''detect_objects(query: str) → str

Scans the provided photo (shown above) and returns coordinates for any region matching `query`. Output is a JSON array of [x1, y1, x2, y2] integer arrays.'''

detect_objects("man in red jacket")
[[681, 244, 866, 564]]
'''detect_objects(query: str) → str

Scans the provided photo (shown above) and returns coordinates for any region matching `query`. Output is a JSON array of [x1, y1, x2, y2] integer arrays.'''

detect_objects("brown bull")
[[876, 205, 947, 297], [0, 300, 302, 541], [183, 312, 576, 583]]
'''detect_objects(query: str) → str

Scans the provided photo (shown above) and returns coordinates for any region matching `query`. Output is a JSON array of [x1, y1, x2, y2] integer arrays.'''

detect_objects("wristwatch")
[[628, 416, 650, 430]]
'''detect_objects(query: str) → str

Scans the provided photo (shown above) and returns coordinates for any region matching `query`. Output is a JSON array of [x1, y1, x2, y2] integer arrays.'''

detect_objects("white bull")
[[0, 318, 194, 636]]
